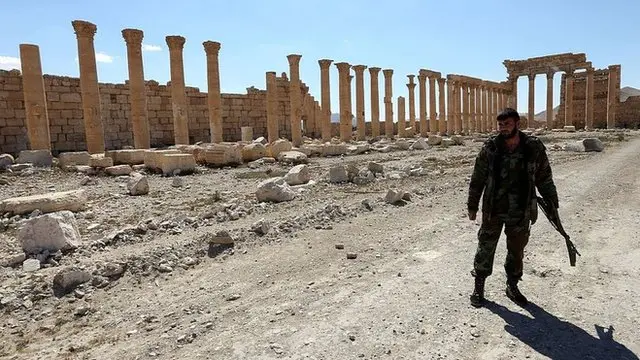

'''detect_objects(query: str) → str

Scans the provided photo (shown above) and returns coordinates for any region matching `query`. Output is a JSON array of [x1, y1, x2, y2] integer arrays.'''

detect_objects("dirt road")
[[2, 132, 639, 360]]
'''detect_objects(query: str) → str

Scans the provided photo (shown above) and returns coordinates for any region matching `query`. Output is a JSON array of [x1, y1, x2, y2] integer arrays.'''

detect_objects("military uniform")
[[467, 130, 558, 305]]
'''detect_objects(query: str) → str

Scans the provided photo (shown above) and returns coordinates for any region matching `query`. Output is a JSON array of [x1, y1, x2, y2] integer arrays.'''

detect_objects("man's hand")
[[468, 210, 477, 221]]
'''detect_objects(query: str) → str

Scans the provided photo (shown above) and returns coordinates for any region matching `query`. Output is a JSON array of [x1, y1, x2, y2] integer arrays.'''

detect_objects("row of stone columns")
[[18, 20, 227, 154], [447, 78, 510, 134]]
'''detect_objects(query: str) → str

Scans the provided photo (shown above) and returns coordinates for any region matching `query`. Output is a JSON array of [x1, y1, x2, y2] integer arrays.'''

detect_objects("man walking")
[[467, 108, 559, 307]]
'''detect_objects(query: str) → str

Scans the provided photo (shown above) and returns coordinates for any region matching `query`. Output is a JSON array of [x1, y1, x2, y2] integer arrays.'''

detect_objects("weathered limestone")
[[353, 65, 367, 140], [446, 80, 454, 135], [462, 83, 470, 134], [452, 80, 460, 134], [484, 85, 490, 132], [383, 69, 394, 138], [585, 68, 594, 129], [287, 54, 303, 146], [0, 190, 87, 215], [347, 74, 353, 138], [336, 62, 352, 142], [565, 69, 574, 127], [418, 71, 427, 136], [407, 75, 416, 136], [318, 59, 333, 142], [397, 96, 406, 137], [369, 67, 381, 137], [607, 65, 617, 129], [428, 76, 437, 135], [528, 73, 535, 126], [19, 44, 51, 150], [241, 127, 253, 142], [492, 87, 498, 131], [437, 78, 446, 135], [165, 35, 189, 145], [122, 29, 150, 149], [509, 75, 518, 109], [265, 72, 279, 143], [478, 85, 485, 133], [545, 71, 554, 126], [203, 41, 223, 143], [469, 85, 476, 133], [71, 20, 105, 154]]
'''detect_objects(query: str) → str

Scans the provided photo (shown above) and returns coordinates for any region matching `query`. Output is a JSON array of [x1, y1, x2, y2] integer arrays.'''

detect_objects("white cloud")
[[0, 55, 21, 70], [142, 44, 162, 52], [95, 52, 113, 63]]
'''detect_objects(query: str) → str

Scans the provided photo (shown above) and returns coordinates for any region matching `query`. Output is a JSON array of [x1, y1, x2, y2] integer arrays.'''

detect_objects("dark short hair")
[[497, 108, 520, 122]]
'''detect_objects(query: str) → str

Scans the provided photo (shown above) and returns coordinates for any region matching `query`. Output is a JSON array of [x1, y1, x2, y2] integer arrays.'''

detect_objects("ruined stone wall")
[[555, 67, 620, 129], [617, 96, 640, 128], [0, 70, 302, 155]]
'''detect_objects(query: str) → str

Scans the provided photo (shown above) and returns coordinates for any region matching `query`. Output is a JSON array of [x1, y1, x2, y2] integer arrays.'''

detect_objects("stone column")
[[418, 71, 427, 136], [265, 71, 278, 143], [565, 69, 574, 127], [607, 65, 618, 129], [446, 80, 453, 135], [545, 71, 554, 127], [484, 85, 490, 132], [397, 96, 406, 137], [585, 68, 594, 129], [165, 35, 189, 145], [203, 41, 223, 143], [452, 81, 460, 134], [383, 69, 394, 138], [509, 75, 518, 110], [527, 73, 535, 127], [318, 59, 333, 142], [437, 78, 446, 135], [369, 67, 381, 137], [428, 76, 437, 135], [287, 54, 303, 146], [347, 74, 354, 137], [462, 83, 470, 134], [407, 75, 416, 136], [336, 62, 351, 142], [478, 85, 485, 133], [72, 20, 105, 153], [493, 88, 499, 131], [19, 44, 51, 150], [122, 29, 150, 149], [353, 65, 367, 140], [469, 84, 476, 133]]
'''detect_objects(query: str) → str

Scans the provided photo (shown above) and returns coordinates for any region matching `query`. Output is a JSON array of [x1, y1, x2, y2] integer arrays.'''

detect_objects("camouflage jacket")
[[467, 131, 559, 223]]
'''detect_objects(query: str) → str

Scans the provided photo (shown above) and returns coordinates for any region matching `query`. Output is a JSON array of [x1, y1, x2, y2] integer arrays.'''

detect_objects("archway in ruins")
[[503, 53, 595, 129]]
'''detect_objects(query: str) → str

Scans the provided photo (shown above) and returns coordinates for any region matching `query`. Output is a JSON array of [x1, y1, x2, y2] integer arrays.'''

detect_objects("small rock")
[[335, 244, 344, 249], [225, 294, 241, 301], [127, 173, 149, 196], [172, 177, 184, 188], [210, 230, 234, 245], [22, 258, 41, 272], [256, 177, 296, 202], [346, 253, 357, 259], [250, 219, 270, 235], [368, 162, 384, 174], [328, 165, 349, 183], [284, 164, 311, 185]]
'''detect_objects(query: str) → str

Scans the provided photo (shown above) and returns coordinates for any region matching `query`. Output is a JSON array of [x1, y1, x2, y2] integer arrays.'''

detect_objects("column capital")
[[368, 67, 381, 75], [382, 69, 393, 77], [586, 67, 595, 74], [352, 64, 367, 73], [287, 54, 302, 66], [546, 71, 554, 80], [507, 74, 518, 82], [407, 82, 416, 90], [203, 41, 221, 56], [72, 20, 97, 39], [407, 74, 415, 83], [122, 28, 143, 45], [528, 73, 536, 81], [335, 62, 351, 72], [165, 35, 186, 50], [564, 67, 575, 76], [437, 77, 446, 85], [318, 59, 333, 69]]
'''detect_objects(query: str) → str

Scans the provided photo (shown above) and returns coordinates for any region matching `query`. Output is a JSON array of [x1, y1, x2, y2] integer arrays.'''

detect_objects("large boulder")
[[277, 151, 308, 165], [127, 173, 149, 196], [256, 177, 297, 202], [18, 210, 81, 255], [16, 149, 53, 167], [284, 164, 311, 185], [582, 138, 604, 152], [241, 143, 267, 162], [0, 190, 87, 215]]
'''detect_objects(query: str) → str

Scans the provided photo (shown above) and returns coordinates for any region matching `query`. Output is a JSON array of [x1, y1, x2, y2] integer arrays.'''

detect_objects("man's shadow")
[[484, 300, 639, 360]]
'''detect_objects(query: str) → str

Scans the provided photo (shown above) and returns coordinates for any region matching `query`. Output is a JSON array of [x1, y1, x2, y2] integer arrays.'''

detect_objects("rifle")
[[536, 195, 581, 266]]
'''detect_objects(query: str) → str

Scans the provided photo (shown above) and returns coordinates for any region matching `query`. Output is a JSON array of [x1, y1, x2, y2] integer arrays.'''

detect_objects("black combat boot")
[[506, 279, 528, 306], [470, 276, 486, 308]]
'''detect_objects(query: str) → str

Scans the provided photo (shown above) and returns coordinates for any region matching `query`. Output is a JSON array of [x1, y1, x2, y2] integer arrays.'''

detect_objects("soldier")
[[467, 108, 559, 307]]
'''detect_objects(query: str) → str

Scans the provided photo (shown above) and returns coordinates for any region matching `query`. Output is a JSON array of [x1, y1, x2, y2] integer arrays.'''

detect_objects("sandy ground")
[[1, 130, 639, 360]]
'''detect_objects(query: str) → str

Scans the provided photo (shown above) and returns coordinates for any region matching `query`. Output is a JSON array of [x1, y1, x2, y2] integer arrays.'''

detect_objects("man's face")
[[498, 117, 519, 138]]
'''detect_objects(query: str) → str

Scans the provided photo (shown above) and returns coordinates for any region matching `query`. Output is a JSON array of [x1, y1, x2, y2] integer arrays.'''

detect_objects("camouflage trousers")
[[472, 213, 530, 281]]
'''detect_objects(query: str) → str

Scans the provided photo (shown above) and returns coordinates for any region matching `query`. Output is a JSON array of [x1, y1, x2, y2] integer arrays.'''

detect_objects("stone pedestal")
[[528, 73, 535, 127], [122, 29, 150, 149], [369, 67, 381, 137], [353, 65, 367, 140], [407, 75, 416, 136], [287, 54, 303, 146], [336, 62, 352, 142], [607, 65, 617, 129], [418, 71, 427, 136], [204, 41, 223, 143], [318, 59, 333, 142], [265, 72, 278, 143], [585, 68, 594, 129], [165, 35, 189, 145], [565, 70, 574, 127], [71, 20, 105, 154], [383, 69, 394, 138], [19, 44, 51, 150], [397, 96, 406, 137], [428, 76, 437, 135], [437, 78, 446, 135], [241, 127, 253, 142]]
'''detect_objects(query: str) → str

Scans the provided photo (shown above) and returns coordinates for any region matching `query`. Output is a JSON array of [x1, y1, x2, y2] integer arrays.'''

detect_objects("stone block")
[[267, 139, 292, 158], [241, 143, 267, 162], [428, 135, 442, 146], [322, 143, 348, 156], [277, 151, 308, 165], [105, 149, 147, 165], [89, 154, 114, 168], [58, 151, 91, 168], [204, 145, 242, 167], [160, 154, 196, 175], [0, 189, 87, 215], [563, 125, 576, 132], [144, 149, 181, 171], [105, 165, 133, 176], [18, 210, 81, 255], [16, 149, 53, 167]]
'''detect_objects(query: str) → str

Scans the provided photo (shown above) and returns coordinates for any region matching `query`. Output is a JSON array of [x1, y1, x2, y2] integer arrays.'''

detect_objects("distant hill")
[[534, 86, 640, 122]]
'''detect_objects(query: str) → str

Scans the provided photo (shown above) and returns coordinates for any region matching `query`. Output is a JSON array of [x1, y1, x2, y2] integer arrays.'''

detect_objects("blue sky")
[[1, 0, 638, 116]]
